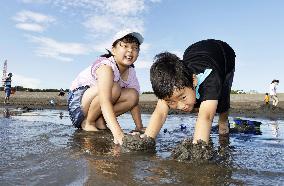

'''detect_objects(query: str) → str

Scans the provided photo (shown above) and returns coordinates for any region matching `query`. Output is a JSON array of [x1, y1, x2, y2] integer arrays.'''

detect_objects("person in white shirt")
[[269, 79, 279, 106]]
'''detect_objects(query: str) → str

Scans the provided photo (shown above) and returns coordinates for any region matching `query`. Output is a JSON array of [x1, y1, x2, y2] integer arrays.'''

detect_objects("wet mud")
[[171, 138, 216, 162], [1, 110, 283, 185], [122, 134, 156, 153], [70, 129, 114, 155], [70, 130, 156, 155]]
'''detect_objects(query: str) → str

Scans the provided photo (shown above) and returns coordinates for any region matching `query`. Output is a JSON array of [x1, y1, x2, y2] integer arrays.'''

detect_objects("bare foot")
[[81, 120, 99, 131], [130, 127, 146, 135], [95, 116, 107, 130], [219, 123, 229, 135]]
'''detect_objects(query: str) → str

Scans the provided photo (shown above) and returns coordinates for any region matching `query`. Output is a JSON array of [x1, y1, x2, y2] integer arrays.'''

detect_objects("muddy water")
[[0, 109, 283, 185]]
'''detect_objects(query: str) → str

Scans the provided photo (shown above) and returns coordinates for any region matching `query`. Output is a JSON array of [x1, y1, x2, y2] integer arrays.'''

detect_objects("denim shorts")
[[5, 88, 11, 97], [67, 86, 89, 128]]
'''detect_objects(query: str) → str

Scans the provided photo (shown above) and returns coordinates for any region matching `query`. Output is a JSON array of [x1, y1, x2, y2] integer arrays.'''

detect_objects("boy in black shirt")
[[144, 39, 235, 144]]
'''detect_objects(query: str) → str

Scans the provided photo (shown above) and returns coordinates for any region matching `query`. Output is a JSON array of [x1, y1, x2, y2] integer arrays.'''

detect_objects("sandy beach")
[[1, 91, 284, 119]]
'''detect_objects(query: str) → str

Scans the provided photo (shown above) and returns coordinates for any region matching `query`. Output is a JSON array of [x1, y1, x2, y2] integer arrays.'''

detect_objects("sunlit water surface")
[[0, 109, 283, 185]]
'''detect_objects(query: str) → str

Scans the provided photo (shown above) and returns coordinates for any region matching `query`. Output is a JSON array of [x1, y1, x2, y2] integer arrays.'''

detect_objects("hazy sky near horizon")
[[1, 0, 284, 93]]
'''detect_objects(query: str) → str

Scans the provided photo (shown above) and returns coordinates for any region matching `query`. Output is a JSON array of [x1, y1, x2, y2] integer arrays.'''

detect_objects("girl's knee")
[[112, 83, 122, 103], [126, 88, 139, 106]]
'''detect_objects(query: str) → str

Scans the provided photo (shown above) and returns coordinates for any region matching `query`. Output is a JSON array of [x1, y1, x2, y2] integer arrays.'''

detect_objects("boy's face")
[[164, 87, 196, 112]]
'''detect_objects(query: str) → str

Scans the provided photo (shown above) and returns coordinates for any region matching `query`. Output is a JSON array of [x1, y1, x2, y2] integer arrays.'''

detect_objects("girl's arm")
[[193, 100, 218, 144], [96, 65, 124, 145], [144, 99, 169, 139]]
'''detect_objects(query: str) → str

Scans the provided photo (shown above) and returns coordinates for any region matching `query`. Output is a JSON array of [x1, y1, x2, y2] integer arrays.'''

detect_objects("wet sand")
[[1, 91, 284, 119], [1, 110, 283, 185]]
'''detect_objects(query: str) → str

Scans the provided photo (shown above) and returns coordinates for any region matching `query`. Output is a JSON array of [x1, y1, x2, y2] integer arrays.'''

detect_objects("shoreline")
[[1, 92, 284, 120]]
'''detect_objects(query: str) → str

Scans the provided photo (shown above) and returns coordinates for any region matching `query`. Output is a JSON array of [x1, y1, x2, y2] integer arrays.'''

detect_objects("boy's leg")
[[218, 111, 229, 135], [275, 96, 279, 106], [271, 95, 277, 106], [271, 96, 274, 106]]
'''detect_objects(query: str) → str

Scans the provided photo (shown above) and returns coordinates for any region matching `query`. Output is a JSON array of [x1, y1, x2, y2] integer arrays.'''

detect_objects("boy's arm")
[[130, 104, 144, 131], [144, 99, 169, 139], [193, 100, 218, 144]]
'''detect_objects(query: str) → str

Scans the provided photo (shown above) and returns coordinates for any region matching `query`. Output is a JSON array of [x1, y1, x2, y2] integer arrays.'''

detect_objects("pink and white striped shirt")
[[70, 56, 140, 93]]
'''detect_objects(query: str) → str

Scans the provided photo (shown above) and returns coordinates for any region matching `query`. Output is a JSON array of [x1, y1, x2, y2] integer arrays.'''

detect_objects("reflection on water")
[[59, 111, 63, 119], [271, 120, 280, 138], [3, 108, 10, 118], [0, 110, 284, 185]]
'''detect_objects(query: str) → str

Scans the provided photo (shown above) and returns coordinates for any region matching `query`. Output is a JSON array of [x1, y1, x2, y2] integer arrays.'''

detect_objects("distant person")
[[264, 93, 270, 105], [269, 79, 279, 106], [58, 88, 65, 96], [4, 73, 13, 104], [144, 39, 235, 145], [68, 29, 145, 145]]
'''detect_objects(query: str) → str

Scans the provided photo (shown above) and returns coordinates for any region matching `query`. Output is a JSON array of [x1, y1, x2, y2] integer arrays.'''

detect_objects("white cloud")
[[134, 59, 153, 69], [26, 35, 91, 62], [21, 0, 47, 3], [92, 39, 112, 53], [83, 15, 116, 34], [84, 15, 144, 37], [19, 0, 146, 37], [17, 0, 159, 59], [149, 0, 162, 3], [105, 0, 145, 16], [15, 23, 45, 32], [13, 74, 41, 89], [13, 10, 55, 23], [140, 42, 150, 52], [13, 10, 55, 32]]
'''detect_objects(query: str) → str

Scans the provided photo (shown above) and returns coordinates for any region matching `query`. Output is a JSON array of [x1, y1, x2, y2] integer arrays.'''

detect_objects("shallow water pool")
[[0, 109, 283, 185]]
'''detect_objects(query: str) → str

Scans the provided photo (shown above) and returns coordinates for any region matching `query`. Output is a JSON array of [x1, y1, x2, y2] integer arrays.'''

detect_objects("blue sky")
[[1, 0, 284, 93]]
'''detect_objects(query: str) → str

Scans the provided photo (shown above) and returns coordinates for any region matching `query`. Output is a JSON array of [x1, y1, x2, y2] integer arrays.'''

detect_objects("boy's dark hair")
[[150, 52, 194, 99], [265, 93, 269, 95], [100, 34, 140, 58], [271, 79, 279, 83]]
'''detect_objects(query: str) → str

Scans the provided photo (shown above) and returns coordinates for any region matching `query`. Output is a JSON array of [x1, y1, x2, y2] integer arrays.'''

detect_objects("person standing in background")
[[264, 93, 270, 105], [269, 79, 279, 106], [4, 73, 12, 104]]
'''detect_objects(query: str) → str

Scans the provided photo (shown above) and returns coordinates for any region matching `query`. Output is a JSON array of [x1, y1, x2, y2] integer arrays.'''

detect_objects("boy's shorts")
[[5, 88, 11, 97], [216, 41, 235, 113], [67, 86, 89, 128]]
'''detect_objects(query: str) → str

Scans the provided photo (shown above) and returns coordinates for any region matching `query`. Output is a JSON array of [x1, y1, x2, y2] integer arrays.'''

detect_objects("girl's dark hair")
[[150, 52, 194, 99], [100, 34, 140, 58]]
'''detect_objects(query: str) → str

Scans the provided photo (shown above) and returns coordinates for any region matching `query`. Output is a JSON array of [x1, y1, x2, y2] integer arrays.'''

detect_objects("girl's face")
[[112, 41, 140, 67], [164, 87, 196, 112]]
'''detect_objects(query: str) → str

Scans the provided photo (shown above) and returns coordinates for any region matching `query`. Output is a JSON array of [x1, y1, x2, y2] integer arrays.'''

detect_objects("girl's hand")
[[113, 133, 124, 145]]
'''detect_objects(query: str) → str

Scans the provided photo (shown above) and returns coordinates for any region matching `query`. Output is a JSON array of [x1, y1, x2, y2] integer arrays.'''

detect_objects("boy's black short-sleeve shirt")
[[183, 39, 236, 113]]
